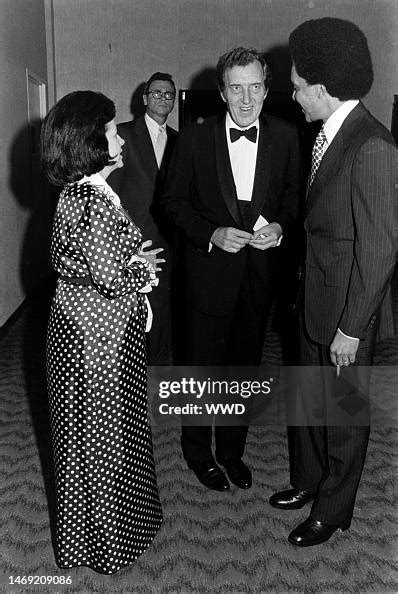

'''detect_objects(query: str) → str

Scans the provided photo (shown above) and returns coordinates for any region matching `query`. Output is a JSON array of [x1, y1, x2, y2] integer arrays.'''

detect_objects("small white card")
[[253, 214, 269, 231]]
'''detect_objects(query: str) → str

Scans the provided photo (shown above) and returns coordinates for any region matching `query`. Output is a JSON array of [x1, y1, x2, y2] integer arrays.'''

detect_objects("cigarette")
[[336, 365, 340, 377]]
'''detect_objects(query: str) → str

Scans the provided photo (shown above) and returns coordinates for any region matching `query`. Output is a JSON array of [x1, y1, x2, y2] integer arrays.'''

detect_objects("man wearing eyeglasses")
[[163, 48, 301, 492], [109, 72, 178, 365]]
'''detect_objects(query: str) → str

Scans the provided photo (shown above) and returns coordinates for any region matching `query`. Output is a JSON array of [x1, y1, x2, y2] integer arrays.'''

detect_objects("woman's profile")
[[40, 90, 164, 574]]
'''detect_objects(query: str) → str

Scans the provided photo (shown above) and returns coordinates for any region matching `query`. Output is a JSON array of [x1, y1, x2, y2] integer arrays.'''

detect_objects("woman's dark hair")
[[40, 90, 116, 186], [216, 47, 271, 91]]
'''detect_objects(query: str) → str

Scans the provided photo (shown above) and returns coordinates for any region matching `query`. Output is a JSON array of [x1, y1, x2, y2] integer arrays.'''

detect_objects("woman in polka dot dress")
[[40, 91, 163, 574]]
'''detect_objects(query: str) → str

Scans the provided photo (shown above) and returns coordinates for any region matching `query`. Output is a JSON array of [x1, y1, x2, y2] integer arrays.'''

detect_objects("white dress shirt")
[[225, 112, 259, 201], [145, 113, 167, 167], [322, 100, 359, 155]]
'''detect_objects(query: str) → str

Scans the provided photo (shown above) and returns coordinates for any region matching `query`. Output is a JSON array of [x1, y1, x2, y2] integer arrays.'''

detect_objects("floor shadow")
[[22, 277, 58, 546], [8, 120, 58, 549]]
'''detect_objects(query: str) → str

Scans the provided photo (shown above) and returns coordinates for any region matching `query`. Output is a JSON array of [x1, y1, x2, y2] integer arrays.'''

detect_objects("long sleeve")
[[73, 194, 152, 300], [339, 137, 398, 337]]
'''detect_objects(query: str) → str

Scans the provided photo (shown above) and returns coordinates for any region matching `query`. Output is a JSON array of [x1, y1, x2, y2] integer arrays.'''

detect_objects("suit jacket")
[[303, 102, 398, 344], [108, 115, 178, 247], [163, 113, 301, 316]]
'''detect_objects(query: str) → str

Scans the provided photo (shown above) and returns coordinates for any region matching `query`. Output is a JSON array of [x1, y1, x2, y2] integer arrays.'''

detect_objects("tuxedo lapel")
[[214, 115, 242, 226], [250, 116, 272, 224]]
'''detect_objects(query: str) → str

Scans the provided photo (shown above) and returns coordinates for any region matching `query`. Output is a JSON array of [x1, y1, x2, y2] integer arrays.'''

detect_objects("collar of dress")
[[78, 173, 121, 207]]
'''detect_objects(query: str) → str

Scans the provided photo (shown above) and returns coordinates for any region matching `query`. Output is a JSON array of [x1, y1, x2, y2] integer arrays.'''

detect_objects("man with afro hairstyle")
[[269, 18, 398, 546]]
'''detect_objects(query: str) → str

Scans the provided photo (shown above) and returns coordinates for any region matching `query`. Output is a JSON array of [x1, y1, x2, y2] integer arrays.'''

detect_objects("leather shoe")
[[288, 517, 350, 547], [188, 460, 230, 491], [218, 458, 252, 489], [269, 488, 315, 510]]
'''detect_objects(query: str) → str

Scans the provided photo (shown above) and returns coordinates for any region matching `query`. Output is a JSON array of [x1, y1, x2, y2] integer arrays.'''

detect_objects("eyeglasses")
[[146, 90, 176, 100]]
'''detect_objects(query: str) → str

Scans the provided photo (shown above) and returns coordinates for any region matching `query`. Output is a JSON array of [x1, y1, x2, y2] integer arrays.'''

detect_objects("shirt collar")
[[323, 100, 359, 145], [145, 112, 166, 133], [226, 111, 259, 132]]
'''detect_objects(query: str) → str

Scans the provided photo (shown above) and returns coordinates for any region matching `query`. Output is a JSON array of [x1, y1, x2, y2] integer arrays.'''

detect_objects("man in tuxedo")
[[108, 72, 178, 365], [270, 18, 398, 546], [164, 47, 300, 491]]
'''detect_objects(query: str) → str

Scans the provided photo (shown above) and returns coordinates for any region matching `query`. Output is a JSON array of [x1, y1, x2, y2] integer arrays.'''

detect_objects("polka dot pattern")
[[46, 181, 162, 574]]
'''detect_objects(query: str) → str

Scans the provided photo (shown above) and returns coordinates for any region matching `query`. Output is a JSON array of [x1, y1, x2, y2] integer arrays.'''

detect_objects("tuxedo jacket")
[[108, 115, 178, 247], [303, 102, 398, 345], [163, 113, 301, 316]]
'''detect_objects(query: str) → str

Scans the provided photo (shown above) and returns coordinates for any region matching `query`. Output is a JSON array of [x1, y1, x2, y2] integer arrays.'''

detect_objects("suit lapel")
[[305, 103, 365, 212], [214, 115, 242, 225], [134, 116, 159, 178], [306, 132, 344, 211], [160, 126, 176, 174], [250, 116, 272, 224]]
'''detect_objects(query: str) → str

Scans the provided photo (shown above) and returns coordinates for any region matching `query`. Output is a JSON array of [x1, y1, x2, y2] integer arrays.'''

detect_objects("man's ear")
[[143, 94, 148, 107], [264, 88, 269, 100], [219, 89, 226, 103]]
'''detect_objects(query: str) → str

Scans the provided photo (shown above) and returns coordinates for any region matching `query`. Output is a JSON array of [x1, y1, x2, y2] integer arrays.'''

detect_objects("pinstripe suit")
[[291, 102, 398, 525]]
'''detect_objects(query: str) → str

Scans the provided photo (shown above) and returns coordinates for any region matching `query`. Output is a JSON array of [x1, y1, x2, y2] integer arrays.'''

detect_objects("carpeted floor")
[[0, 277, 397, 593]]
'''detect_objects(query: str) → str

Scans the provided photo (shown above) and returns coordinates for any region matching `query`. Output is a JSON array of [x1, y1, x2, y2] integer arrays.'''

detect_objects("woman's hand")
[[138, 240, 165, 272]]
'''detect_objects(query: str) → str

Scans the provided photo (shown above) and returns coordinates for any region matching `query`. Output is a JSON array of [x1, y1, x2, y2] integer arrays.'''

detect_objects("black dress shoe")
[[288, 517, 350, 547], [218, 458, 252, 489], [269, 488, 315, 510], [188, 460, 230, 491]]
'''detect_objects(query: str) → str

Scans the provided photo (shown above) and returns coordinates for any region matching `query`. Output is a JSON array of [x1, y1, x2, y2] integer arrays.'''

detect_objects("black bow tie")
[[229, 126, 257, 143]]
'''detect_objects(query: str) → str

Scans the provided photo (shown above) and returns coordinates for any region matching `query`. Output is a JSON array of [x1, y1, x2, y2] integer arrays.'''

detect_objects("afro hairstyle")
[[289, 17, 373, 100]]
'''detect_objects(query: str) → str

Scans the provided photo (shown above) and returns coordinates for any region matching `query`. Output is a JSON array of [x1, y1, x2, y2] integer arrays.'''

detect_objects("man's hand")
[[330, 330, 360, 367], [210, 227, 252, 253], [249, 222, 283, 250], [138, 239, 165, 271]]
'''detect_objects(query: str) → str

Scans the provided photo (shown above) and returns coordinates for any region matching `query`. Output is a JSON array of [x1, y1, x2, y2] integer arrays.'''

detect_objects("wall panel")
[[0, 0, 49, 325], [52, 0, 397, 129]]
